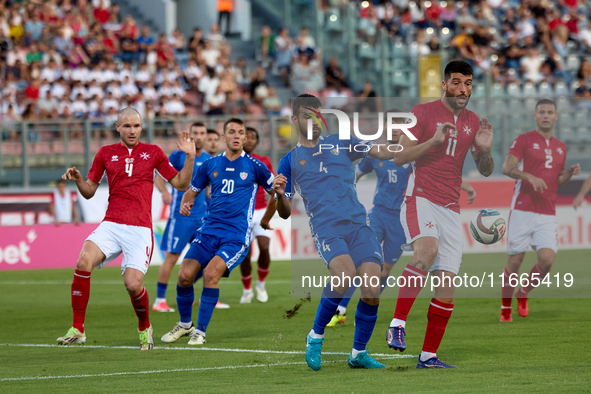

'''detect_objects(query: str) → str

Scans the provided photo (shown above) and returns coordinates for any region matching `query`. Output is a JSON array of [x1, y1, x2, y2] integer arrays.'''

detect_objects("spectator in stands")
[[521, 47, 543, 83], [137, 26, 154, 58], [259, 25, 275, 68], [206, 85, 226, 115], [94, 0, 111, 25], [188, 27, 205, 53], [38, 90, 59, 118], [325, 56, 347, 88], [263, 87, 282, 116], [207, 23, 226, 49], [298, 26, 316, 49], [200, 40, 220, 68], [50, 179, 81, 226], [26, 11, 44, 41], [119, 30, 139, 63], [358, 80, 377, 112], [217, 0, 233, 36], [274, 27, 293, 86], [249, 64, 267, 97], [440, 0, 457, 30], [491, 54, 518, 86]]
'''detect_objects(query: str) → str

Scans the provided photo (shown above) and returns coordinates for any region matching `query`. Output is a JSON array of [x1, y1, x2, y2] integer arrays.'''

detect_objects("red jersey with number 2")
[[87, 141, 179, 228], [508, 130, 566, 215], [250, 152, 274, 210], [405, 99, 481, 213]]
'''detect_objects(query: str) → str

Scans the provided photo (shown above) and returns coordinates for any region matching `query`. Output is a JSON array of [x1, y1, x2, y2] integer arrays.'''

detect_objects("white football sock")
[[337, 305, 347, 315], [155, 297, 166, 304], [390, 318, 406, 328], [309, 329, 324, 339], [351, 348, 364, 358], [420, 351, 437, 362], [179, 321, 193, 329]]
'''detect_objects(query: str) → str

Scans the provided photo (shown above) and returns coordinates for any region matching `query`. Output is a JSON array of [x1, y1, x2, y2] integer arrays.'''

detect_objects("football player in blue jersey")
[[326, 114, 412, 327], [153, 122, 218, 312], [273, 94, 402, 370], [161, 118, 276, 345]]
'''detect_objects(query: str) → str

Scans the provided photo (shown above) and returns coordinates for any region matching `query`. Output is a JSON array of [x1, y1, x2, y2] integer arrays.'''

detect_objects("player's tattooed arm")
[[502, 153, 547, 192], [472, 149, 494, 177], [274, 173, 291, 219]]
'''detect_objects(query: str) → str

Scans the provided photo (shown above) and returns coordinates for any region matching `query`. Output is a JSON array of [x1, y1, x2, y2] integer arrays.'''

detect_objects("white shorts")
[[86, 221, 154, 275], [507, 210, 558, 255], [250, 208, 272, 239], [400, 196, 463, 275]]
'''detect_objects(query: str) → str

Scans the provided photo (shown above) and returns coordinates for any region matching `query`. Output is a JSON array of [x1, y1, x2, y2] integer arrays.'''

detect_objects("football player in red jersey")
[[57, 107, 196, 350], [500, 99, 580, 322], [386, 61, 495, 369], [239, 127, 276, 303]]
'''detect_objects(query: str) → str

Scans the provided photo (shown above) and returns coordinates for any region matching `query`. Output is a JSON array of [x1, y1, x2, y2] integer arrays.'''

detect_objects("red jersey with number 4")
[[250, 152, 274, 210], [508, 130, 566, 215], [87, 141, 178, 228], [405, 99, 481, 213]]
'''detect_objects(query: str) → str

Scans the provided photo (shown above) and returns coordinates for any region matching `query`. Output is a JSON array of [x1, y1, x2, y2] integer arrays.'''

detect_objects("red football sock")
[[130, 287, 150, 331], [501, 268, 515, 308], [241, 274, 252, 290], [518, 263, 549, 297], [393, 264, 428, 321], [257, 267, 269, 283], [71, 269, 91, 333], [422, 298, 454, 353]]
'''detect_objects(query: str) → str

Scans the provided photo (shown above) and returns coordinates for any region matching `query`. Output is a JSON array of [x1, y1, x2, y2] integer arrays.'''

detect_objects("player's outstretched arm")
[[392, 122, 451, 166], [62, 167, 99, 199], [573, 171, 591, 210], [274, 173, 291, 219], [502, 154, 547, 192], [461, 181, 477, 204], [559, 163, 581, 187], [169, 131, 196, 192], [155, 175, 172, 205], [179, 187, 198, 216], [260, 190, 277, 230], [472, 118, 494, 177]]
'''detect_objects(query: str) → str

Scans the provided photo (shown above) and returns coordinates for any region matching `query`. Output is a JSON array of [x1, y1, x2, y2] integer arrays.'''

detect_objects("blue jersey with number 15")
[[190, 151, 274, 236], [355, 158, 411, 213]]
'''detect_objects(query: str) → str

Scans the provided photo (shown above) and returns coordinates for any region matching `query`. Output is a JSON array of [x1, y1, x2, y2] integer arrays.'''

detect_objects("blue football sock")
[[353, 299, 379, 352], [312, 287, 342, 336], [176, 284, 194, 324], [156, 282, 167, 299], [193, 269, 203, 284], [338, 283, 358, 309], [197, 287, 219, 334]]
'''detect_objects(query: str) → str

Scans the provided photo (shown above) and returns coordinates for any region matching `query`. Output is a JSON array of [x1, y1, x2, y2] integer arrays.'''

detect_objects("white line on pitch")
[[0, 361, 312, 382], [0, 343, 417, 358]]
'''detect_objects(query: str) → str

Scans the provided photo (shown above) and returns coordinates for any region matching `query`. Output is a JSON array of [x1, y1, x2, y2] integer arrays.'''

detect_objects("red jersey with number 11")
[[405, 99, 481, 213], [87, 141, 178, 228], [508, 130, 566, 215]]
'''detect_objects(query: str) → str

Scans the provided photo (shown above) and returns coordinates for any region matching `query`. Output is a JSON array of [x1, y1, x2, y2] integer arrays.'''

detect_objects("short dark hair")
[[292, 94, 322, 116], [246, 126, 259, 141], [56, 179, 66, 185], [444, 60, 474, 81], [190, 122, 206, 129], [207, 129, 220, 137], [223, 117, 245, 133], [535, 99, 556, 111]]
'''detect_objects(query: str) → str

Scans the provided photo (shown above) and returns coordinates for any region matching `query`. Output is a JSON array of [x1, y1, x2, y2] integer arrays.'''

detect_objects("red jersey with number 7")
[[87, 141, 179, 228], [405, 99, 481, 213], [250, 152, 275, 210], [508, 130, 566, 215]]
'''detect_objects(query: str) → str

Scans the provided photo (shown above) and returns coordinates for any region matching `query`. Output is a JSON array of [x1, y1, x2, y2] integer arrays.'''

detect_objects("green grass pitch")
[[0, 251, 590, 393]]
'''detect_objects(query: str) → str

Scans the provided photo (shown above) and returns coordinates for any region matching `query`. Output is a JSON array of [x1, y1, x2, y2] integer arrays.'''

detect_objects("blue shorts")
[[314, 221, 383, 269], [369, 206, 405, 265], [184, 228, 249, 274], [161, 216, 204, 254]]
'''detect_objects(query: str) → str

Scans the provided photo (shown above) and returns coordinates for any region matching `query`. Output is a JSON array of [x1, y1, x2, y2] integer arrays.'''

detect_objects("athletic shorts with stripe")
[[250, 208, 272, 239], [184, 228, 249, 274], [161, 216, 204, 254], [400, 196, 463, 275], [86, 221, 154, 275], [507, 209, 558, 255]]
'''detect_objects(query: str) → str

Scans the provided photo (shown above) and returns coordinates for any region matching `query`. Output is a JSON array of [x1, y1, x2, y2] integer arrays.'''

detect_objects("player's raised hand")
[[475, 117, 493, 151], [177, 130, 196, 156], [62, 167, 83, 182], [179, 202, 194, 216], [273, 173, 287, 196], [527, 175, 548, 192], [433, 122, 455, 145], [568, 163, 581, 176]]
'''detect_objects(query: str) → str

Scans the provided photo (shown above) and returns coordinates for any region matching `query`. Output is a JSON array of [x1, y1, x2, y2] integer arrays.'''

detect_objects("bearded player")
[[386, 61, 494, 369], [57, 108, 196, 350], [500, 99, 580, 322]]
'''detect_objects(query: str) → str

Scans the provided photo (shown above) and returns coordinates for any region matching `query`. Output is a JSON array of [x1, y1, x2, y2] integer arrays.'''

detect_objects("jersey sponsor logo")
[[111, 155, 118, 161], [213, 171, 219, 178], [463, 125, 472, 135], [449, 127, 458, 138], [299, 159, 307, 167], [533, 143, 540, 150], [240, 172, 248, 180], [125, 158, 134, 164], [140, 152, 150, 160], [545, 148, 552, 155], [226, 168, 235, 171]]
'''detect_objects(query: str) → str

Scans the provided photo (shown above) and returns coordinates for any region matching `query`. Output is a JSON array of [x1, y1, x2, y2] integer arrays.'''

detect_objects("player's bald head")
[[117, 107, 141, 124]]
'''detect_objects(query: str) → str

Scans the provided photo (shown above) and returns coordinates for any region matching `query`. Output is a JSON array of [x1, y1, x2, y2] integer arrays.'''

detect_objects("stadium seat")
[[556, 96, 575, 112], [472, 85, 486, 98], [538, 82, 553, 97], [554, 82, 570, 97], [560, 127, 576, 144], [68, 141, 85, 154], [490, 97, 508, 114], [490, 83, 505, 97], [522, 83, 537, 97], [565, 55, 581, 72], [391, 41, 406, 57], [358, 43, 377, 59], [507, 83, 521, 97]]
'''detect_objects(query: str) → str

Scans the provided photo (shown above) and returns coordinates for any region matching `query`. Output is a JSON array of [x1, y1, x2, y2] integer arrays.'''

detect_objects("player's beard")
[[444, 89, 470, 110]]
